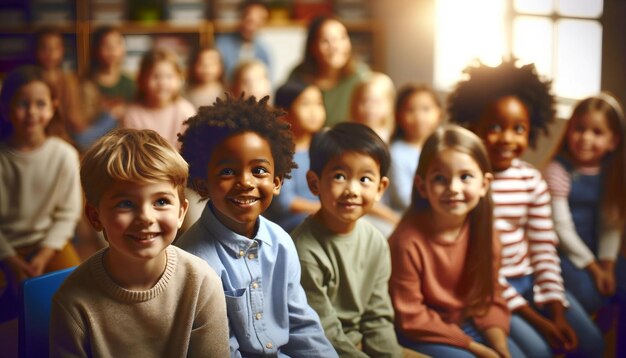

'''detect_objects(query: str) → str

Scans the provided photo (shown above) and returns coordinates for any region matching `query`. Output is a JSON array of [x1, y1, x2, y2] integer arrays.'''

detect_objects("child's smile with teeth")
[[206, 132, 282, 238]]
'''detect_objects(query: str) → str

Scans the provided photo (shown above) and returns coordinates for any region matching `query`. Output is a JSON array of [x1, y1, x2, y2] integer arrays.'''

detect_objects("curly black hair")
[[447, 59, 555, 148], [179, 94, 297, 199]]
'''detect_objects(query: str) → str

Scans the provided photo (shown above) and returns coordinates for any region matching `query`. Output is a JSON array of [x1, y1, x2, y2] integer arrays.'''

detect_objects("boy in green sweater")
[[292, 122, 419, 357], [49, 129, 230, 357]]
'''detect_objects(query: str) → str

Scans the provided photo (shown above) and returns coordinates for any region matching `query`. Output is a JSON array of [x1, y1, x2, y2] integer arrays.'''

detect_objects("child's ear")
[[414, 175, 427, 198], [375, 176, 390, 201], [480, 172, 493, 197], [85, 204, 103, 232], [177, 198, 190, 228], [306, 170, 320, 196], [272, 175, 282, 195]]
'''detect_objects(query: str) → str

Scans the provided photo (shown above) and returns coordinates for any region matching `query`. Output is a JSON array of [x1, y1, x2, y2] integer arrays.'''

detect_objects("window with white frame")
[[434, 0, 603, 101]]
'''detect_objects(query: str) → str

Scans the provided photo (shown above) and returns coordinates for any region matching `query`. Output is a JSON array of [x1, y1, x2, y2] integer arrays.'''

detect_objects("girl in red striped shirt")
[[448, 59, 603, 358]]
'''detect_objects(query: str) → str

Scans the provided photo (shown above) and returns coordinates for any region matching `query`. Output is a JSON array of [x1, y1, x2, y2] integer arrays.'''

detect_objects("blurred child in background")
[[185, 46, 225, 109], [121, 48, 195, 149], [0, 66, 81, 321], [386, 84, 443, 215], [265, 80, 325, 232], [34, 27, 85, 136], [350, 72, 396, 143], [230, 59, 272, 101], [543, 93, 626, 355], [89, 26, 135, 119]]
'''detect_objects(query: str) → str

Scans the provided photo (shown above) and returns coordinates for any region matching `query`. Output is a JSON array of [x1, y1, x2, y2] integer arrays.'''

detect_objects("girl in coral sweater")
[[389, 125, 521, 357]]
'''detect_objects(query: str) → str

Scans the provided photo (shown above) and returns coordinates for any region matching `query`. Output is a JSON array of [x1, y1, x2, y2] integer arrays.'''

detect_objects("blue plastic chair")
[[18, 267, 76, 358]]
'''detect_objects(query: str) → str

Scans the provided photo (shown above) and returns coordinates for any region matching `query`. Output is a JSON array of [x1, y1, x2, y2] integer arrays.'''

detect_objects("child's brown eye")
[[252, 167, 269, 175], [219, 168, 235, 176], [488, 124, 502, 133]]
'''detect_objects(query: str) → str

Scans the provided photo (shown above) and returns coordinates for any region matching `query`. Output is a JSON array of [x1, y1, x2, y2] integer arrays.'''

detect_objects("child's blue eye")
[[219, 168, 235, 176], [252, 167, 269, 175], [115, 200, 134, 209]]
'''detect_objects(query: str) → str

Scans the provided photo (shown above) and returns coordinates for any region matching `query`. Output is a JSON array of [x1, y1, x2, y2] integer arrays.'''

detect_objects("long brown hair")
[[293, 15, 356, 79], [411, 125, 495, 317], [559, 93, 626, 228]]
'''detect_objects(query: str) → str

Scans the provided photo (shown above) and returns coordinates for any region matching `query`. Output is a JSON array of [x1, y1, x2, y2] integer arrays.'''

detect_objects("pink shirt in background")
[[121, 97, 196, 149]]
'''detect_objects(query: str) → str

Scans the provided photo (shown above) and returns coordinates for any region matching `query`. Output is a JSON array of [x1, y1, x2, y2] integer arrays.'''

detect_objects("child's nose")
[[136, 206, 156, 225], [448, 178, 462, 193], [344, 180, 359, 195], [235, 172, 254, 189]]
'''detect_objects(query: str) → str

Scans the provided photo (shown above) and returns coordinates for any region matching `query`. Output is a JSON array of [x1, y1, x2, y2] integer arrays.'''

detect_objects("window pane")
[[513, 16, 553, 77], [514, 0, 554, 15], [557, 0, 603, 18], [554, 19, 602, 99], [434, 0, 505, 90]]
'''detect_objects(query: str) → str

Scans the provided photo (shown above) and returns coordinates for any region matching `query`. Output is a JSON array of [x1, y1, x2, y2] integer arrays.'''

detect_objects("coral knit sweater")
[[389, 211, 510, 348]]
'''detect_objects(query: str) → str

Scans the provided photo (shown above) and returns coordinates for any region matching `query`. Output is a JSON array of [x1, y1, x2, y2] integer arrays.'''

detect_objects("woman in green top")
[[288, 16, 370, 126]]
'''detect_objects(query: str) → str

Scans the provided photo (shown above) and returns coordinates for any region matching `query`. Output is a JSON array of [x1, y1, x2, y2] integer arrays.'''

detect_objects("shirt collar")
[[200, 201, 273, 257]]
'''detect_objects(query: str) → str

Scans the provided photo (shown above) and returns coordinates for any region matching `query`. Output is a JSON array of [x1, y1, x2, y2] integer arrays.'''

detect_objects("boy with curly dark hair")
[[176, 95, 337, 357], [448, 59, 604, 358]]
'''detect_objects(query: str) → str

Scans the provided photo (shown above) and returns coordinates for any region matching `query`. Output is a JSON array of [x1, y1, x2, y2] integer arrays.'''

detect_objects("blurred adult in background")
[[88, 26, 136, 120], [288, 15, 370, 126], [216, 0, 272, 84]]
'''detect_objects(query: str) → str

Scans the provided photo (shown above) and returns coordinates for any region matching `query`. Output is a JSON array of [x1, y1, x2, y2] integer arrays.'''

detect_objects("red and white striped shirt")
[[492, 159, 568, 311]]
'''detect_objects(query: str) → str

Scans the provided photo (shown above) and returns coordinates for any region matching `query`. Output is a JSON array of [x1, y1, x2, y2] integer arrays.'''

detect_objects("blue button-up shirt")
[[177, 202, 337, 358]]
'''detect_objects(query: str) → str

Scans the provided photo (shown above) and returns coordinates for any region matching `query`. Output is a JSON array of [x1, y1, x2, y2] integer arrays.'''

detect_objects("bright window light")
[[434, 0, 506, 90], [513, 16, 553, 76], [557, 0, 603, 17], [554, 19, 602, 98], [514, 0, 553, 15]]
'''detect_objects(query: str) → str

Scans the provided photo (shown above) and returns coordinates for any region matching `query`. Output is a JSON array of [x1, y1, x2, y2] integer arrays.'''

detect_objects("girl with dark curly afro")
[[176, 94, 336, 357], [448, 59, 604, 358]]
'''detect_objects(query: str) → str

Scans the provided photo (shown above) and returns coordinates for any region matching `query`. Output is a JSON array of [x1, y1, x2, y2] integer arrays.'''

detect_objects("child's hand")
[[483, 327, 511, 358], [551, 315, 578, 352], [29, 247, 56, 277], [589, 260, 616, 296], [468, 341, 500, 358], [598, 260, 617, 295], [4, 255, 36, 280]]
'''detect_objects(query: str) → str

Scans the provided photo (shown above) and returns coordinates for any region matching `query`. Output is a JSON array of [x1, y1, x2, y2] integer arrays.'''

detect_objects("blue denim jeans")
[[398, 321, 526, 358], [508, 275, 604, 358]]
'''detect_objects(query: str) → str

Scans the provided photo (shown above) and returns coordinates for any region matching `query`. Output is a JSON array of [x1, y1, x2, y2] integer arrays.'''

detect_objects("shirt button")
[[251, 282, 258, 289], [248, 253, 255, 260], [265, 342, 273, 349], [238, 250, 245, 257], [255, 312, 262, 320]]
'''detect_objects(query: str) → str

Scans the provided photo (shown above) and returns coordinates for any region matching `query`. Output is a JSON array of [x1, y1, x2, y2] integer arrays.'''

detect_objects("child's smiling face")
[[474, 95, 530, 171], [10, 80, 55, 144], [307, 151, 389, 234], [87, 180, 188, 263], [206, 131, 281, 238]]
